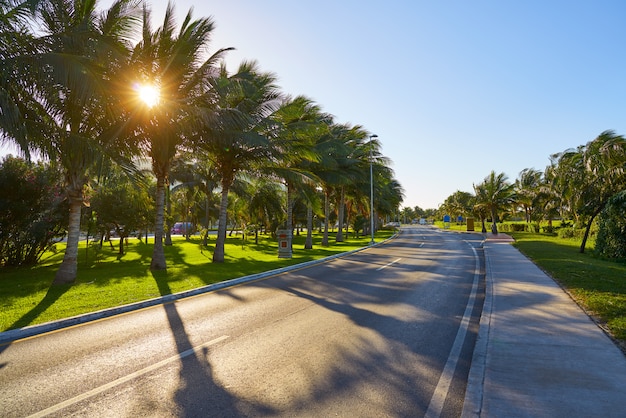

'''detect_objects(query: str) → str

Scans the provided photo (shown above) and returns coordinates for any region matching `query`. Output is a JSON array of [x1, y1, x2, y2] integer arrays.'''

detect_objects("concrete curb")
[[461, 239, 496, 418], [0, 234, 396, 345]]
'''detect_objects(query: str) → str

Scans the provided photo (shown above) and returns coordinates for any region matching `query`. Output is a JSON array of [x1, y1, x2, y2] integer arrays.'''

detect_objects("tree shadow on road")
[[151, 270, 277, 417]]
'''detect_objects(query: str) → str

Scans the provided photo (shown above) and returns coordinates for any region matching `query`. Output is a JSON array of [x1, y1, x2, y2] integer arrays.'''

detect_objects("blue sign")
[[443, 215, 451, 223]]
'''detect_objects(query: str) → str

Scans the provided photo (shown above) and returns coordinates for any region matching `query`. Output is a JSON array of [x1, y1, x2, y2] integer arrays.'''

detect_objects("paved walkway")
[[462, 236, 626, 417]]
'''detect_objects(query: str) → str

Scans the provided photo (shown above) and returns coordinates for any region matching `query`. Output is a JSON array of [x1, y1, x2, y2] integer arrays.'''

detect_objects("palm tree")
[[180, 152, 220, 245], [515, 168, 544, 224], [169, 156, 202, 240], [0, 0, 41, 157], [130, 3, 231, 269], [472, 183, 489, 233], [195, 61, 282, 262], [300, 183, 323, 249], [545, 149, 584, 223], [441, 190, 474, 222], [331, 124, 369, 242], [375, 171, 405, 224], [307, 121, 347, 246], [577, 131, 626, 252], [355, 139, 395, 235], [268, 96, 327, 245], [247, 178, 285, 243], [473, 171, 516, 235], [545, 131, 626, 252], [1, 0, 142, 284]]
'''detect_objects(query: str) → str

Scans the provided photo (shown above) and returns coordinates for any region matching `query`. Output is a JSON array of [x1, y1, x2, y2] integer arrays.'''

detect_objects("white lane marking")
[[28, 335, 229, 418], [376, 258, 402, 271], [425, 243, 480, 418]]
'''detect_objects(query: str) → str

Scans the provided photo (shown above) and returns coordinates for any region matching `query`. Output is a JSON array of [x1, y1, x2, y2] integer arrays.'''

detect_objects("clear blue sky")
[[4, 1, 626, 210]]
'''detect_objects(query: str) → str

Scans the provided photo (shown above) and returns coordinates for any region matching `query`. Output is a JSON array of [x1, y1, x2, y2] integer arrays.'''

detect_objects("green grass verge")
[[0, 230, 393, 332], [509, 232, 626, 346]]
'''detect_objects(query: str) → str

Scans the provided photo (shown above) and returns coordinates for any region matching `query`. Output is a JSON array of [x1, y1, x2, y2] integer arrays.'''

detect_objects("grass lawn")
[[0, 229, 393, 332]]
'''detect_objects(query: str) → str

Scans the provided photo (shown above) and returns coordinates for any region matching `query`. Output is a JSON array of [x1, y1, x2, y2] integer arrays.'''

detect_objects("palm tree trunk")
[[336, 187, 345, 242], [322, 190, 330, 246], [491, 208, 498, 234], [580, 209, 602, 253], [164, 185, 172, 246], [305, 204, 313, 249], [54, 193, 83, 284], [286, 183, 294, 249], [203, 194, 210, 246], [213, 185, 230, 262], [150, 176, 167, 270]]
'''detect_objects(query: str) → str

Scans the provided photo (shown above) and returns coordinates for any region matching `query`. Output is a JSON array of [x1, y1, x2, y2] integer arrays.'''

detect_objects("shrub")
[[0, 156, 67, 266], [595, 191, 626, 260]]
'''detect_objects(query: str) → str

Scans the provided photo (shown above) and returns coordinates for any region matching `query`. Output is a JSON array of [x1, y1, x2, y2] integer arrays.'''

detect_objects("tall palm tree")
[[330, 123, 369, 242], [577, 131, 626, 252], [1, 0, 142, 284], [307, 120, 348, 246], [268, 96, 326, 241], [130, 2, 230, 269], [473, 171, 515, 235], [196, 61, 282, 262]]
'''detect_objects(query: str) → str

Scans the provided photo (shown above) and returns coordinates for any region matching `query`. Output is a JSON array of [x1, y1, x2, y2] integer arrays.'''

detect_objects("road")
[[0, 226, 485, 417]]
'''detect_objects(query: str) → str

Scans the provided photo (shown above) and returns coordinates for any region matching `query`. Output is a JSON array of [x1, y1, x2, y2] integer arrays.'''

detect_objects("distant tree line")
[[435, 130, 626, 258]]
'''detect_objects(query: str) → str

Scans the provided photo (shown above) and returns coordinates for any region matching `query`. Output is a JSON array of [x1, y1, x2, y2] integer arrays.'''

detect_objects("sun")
[[137, 84, 160, 108]]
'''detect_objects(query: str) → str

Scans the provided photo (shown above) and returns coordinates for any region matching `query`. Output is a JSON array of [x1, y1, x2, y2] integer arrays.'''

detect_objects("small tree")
[[91, 177, 154, 255], [0, 156, 67, 266]]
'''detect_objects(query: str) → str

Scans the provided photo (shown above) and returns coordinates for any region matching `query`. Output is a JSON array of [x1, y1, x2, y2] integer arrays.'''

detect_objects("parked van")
[[171, 222, 194, 235]]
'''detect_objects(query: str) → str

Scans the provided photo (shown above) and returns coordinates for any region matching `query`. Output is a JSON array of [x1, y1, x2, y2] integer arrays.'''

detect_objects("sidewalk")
[[462, 238, 626, 417]]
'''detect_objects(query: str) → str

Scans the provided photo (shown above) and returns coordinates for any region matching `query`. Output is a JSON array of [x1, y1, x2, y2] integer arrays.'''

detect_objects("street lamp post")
[[369, 134, 378, 245]]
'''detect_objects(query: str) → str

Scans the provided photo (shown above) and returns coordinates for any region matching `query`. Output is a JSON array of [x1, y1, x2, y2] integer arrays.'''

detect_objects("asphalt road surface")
[[0, 226, 485, 417]]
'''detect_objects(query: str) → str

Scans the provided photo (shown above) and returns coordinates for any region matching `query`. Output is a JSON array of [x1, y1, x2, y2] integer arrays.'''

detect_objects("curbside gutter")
[[461, 239, 492, 418]]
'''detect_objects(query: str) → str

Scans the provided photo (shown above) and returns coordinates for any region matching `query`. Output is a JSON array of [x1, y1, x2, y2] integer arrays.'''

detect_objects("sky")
[[3, 0, 626, 210]]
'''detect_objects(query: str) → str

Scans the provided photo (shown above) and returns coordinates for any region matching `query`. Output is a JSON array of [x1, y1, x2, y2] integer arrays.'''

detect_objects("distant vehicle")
[[419, 218, 427, 225], [171, 222, 194, 235]]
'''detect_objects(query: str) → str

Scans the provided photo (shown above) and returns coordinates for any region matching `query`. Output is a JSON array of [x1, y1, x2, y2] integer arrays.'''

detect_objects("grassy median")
[[0, 230, 393, 332]]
